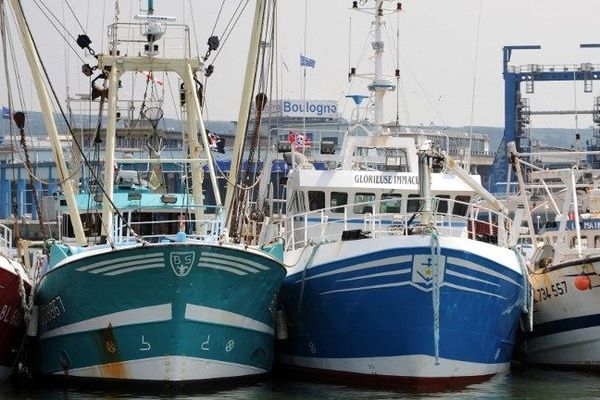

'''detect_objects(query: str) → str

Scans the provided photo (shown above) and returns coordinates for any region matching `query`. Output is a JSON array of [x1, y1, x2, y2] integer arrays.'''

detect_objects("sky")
[[3, 0, 600, 130]]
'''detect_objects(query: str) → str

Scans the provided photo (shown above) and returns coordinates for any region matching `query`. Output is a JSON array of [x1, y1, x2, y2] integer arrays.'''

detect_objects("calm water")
[[2, 367, 600, 400]]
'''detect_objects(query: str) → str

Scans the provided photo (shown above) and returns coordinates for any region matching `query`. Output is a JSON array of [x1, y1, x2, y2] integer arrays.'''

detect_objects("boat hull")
[[524, 257, 600, 367], [35, 242, 286, 382], [279, 235, 525, 386], [0, 256, 29, 382]]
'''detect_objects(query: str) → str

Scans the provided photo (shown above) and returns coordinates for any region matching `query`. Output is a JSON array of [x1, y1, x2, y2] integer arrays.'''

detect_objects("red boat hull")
[[0, 256, 29, 381]]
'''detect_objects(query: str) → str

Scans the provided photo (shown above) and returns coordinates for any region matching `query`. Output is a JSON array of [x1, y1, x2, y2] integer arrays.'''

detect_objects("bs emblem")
[[170, 252, 196, 277]]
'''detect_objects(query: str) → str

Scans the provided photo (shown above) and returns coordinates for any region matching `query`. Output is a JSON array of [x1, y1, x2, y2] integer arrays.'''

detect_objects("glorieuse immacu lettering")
[[353, 174, 419, 185]]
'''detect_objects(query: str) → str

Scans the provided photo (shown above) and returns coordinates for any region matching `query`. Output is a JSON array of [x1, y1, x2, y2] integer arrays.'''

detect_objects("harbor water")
[[2, 366, 600, 399]]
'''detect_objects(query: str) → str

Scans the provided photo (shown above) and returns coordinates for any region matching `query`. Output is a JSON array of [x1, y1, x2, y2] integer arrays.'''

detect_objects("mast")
[[224, 0, 268, 233], [100, 65, 120, 240], [7, 0, 87, 246], [359, 0, 397, 130]]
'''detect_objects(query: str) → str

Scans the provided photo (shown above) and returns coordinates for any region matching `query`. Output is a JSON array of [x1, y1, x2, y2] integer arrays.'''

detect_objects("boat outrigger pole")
[[8, 0, 86, 246], [223, 0, 268, 234]]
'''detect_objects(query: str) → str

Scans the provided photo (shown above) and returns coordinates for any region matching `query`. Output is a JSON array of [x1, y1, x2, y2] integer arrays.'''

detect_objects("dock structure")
[[489, 44, 600, 192]]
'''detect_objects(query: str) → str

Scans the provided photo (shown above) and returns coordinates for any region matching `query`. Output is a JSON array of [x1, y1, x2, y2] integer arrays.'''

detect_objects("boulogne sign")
[[258, 100, 338, 119]]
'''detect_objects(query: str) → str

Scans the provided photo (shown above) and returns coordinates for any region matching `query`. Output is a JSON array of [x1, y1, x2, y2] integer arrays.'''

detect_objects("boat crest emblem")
[[169, 252, 196, 277], [411, 254, 445, 291]]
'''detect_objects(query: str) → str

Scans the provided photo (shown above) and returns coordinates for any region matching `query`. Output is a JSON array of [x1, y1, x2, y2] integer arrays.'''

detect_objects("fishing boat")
[[7, 0, 286, 382], [276, 1, 529, 387], [508, 148, 600, 368], [0, 223, 30, 382]]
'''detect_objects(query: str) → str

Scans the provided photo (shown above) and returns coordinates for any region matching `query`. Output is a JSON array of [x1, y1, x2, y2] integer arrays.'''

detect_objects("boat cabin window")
[[453, 195, 471, 216], [435, 195, 451, 214], [353, 192, 376, 214], [308, 191, 325, 211], [407, 194, 420, 213], [380, 194, 403, 213], [331, 191, 348, 213], [384, 149, 409, 172], [595, 236, 600, 248]]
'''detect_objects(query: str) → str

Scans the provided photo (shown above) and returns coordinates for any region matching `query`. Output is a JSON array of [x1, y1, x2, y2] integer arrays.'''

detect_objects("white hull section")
[[52, 355, 267, 381], [526, 259, 600, 365], [279, 354, 509, 379]]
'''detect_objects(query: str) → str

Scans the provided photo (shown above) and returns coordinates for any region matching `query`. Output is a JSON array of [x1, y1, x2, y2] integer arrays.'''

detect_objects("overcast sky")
[[3, 0, 600, 130]]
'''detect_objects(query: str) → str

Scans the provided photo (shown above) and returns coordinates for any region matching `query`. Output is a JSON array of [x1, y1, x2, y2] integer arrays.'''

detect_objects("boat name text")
[[354, 174, 418, 185]]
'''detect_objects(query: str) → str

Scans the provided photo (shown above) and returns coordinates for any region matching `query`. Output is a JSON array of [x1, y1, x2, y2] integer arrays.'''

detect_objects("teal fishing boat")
[[7, 0, 286, 382]]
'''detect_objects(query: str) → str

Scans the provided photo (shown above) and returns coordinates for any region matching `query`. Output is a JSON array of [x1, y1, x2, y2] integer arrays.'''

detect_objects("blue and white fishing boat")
[[508, 158, 600, 368], [276, 1, 529, 387], [8, 0, 286, 382]]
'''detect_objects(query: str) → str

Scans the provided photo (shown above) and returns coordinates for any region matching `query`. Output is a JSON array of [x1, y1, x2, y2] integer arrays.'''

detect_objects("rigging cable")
[[466, 0, 484, 172], [30, 0, 86, 63], [16, 0, 143, 248], [0, 3, 19, 228]]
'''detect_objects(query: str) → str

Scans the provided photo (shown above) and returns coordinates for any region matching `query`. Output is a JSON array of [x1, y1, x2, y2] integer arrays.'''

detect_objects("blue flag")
[[2, 106, 10, 119], [300, 54, 316, 68]]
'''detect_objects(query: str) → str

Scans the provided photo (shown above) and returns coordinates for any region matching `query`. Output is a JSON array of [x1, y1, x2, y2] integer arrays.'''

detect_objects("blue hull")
[[279, 240, 525, 382]]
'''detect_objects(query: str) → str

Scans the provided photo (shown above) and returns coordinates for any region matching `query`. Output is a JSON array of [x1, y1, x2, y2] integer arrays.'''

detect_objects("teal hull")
[[35, 241, 286, 381]]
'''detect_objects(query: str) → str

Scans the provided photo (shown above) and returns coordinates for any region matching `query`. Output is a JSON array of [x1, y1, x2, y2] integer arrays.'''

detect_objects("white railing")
[[283, 197, 511, 251], [0, 223, 13, 254], [107, 22, 191, 59], [112, 210, 225, 244]]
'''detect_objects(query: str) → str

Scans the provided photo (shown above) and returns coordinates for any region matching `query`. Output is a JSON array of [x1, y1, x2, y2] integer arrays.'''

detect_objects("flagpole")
[[302, 0, 307, 154]]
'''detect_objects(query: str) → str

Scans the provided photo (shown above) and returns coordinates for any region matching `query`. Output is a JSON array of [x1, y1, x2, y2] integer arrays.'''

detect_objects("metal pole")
[[224, 0, 267, 232], [101, 66, 119, 240], [7, 0, 86, 245]]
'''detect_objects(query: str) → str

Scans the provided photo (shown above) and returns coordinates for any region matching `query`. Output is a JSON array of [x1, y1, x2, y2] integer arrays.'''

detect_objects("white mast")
[[224, 0, 268, 233], [362, 0, 396, 129], [7, 0, 87, 246]]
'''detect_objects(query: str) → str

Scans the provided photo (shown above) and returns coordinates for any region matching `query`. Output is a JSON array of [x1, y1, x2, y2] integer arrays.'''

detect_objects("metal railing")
[[284, 197, 510, 251], [0, 223, 13, 255], [107, 22, 191, 59]]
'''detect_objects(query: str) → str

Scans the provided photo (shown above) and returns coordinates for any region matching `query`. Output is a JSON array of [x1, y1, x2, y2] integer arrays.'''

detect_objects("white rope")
[[430, 228, 441, 365]]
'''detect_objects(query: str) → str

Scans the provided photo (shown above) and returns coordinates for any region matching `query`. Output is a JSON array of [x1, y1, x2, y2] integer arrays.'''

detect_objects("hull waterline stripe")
[[447, 257, 522, 287], [320, 281, 411, 295], [442, 282, 506, 300], [105, 264, 164, 276], [526, 313, 600, 339], [198, 263, 247, 276], [199, 253, 270, 271], [49, 355, 267, 380], [40, 304, 172, 340], [337, 268, 411, 282], [76, 253, 163, 272], [199, 256, 260, 273], [445, 270, 500, 287], [296, 255, 413, 283], [91, 257, 164, 274], [184, 304, 273, 335]]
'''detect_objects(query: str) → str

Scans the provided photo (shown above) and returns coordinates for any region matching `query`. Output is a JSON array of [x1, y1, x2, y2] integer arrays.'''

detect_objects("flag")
[[288, 130, 311, 151], [2, 106, 10, 119], [149, 170, 161, 190], [207, 130, 225, 154], [300, 54, 316, 68]]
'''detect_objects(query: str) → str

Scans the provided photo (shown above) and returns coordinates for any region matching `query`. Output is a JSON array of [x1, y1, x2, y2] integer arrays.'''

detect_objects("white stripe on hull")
[[76, 253, 163, 272], [54, 355, 267, 381], [40, 304, 172, 340], [526, 325, 600, 365], [184, 304, 274, 335], [279, 354, 509, 378]]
